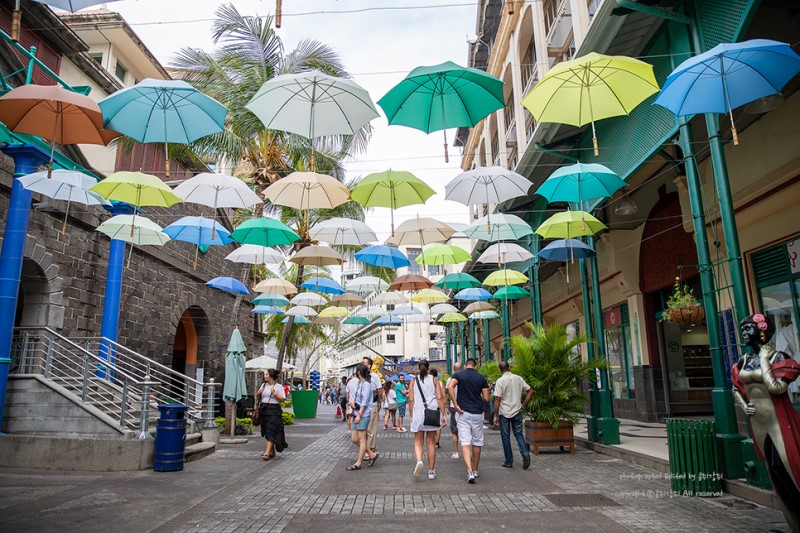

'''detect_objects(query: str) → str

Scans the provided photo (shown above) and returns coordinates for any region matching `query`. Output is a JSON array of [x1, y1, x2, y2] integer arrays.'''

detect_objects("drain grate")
[[544, 493, 619, 507]]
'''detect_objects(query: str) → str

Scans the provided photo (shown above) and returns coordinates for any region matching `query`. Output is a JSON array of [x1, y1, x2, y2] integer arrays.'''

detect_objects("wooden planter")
[[524, 420, 574, 455], [667, 306, 705, 327]]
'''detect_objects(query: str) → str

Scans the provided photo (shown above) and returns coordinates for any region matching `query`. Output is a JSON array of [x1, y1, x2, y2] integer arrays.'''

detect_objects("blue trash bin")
[[153, 404, 188, 472]]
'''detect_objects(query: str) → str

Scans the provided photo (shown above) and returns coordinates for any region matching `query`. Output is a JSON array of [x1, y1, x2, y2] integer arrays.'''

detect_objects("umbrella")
[[329, 293, 365, 307], [290, 292, 328, 307], [385, 217, 456, 247], [439, 312, 467, 323], [483, 269, 529, 287], [654, 39, 800, 145], [246, 355, 296, 371], [454, 288, 493, 301], [445, 166, 531, 233], [18, 169, 107, 235], [343, 315, 371, 326], [356, 306, 386, 317], [300, 277, 345, 295], [393, 306, 423, 316], [252, 305, 285, 315], [372, 292, 408, 306], [285, 305, 318, 317], [231, 217, 300, 247], [378, 61, 504, 161], [411, 289, 450, 304], [535, 163, 626, 205], [350, 170, 435, 235], [262, 172, 350, 227], [252, 294, 290, 306], [98, 79, 227, 178], [289, 245, 344, 267], [346, 276, 389, 294], [478, 242, 534, 265], [375, 314, 402, 326], [493, 286, 531, 300], [535, 211, 607, 239], [462, 214, 533, 242], [225, 245, 285, 265], [464, 301, 495, 314], [470, 310, 501, 320], [254, 278, 297, 295], [390, 274, 433, 291], [355, 245, 410, 269], [318, 306, 349, 318], [387, 373, 414, 381], [174, 172, 262, 239], [33, 0, 122, 12], [207, 277, 249, 295], [222, 327, 248, 438], [416, 244, 471, 266], [96, 215, 170, 246], [313, 316, 340, 326], [310, 218, 377, 246], [403, 314, 430, 324], [430, 303, 459, 315], [537, 238, 597, 262], [163, 216, 234, 269], [522, 52, 659, 156], [435, 272, 481, 291], [284, 315, 310, 325]]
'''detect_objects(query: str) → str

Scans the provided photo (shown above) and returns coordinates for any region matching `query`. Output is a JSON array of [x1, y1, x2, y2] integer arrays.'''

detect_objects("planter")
[[290, 390, 319, 419], [667, 305, 705, 327], [524, 420, 574, 455]]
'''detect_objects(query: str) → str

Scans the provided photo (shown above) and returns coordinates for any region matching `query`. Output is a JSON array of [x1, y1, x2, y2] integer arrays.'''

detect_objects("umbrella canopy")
[[403, 314, 430, 324], [207, 277, 249, 295], [445, 166, 532, 206], [494, 286, 531, 300], [350, 170, 435, 234], [386, 372, 414, 381], [537, 238, 597, 262], [355, 245, 410, 269], [173, 172, 263, 209], [464, 301, 495, 314], [33, 0, 122, 11], [454, 288, 493, 301], [310, 218, 377, 246], [346, 276, 389, 294], [222, 328, 248, 403], [163, 216, 234, 246], [254, 278, 297, 295], [313, 316, 341, 326], [231, 217, 300, 247], [478, 242, 534, 265], [378, 61, 504, 161], [393, 306, 423, 316], [411, 289, 450, 304], [246, 355, 296, 371], [435, 272, 481, 291], [438, 312, 467, 323], [19, 169, 107, 235], [318, 306, 349, 318], [535, 211, 607, 239], [329, 293, 365, 307], [535, 163, 626, 204], [483, 269, 529, 287], [262, 172, 350, 210], [96, 215, 170, 246], [385, 217, 456, 247], [463, 214, 533, 242], [355, 306, 386, 317], [283, 315, 310, 325], [390, 274, 434, 291], [300, 277, 346, 295], [372, 292, 408, 306], [252, 293, 290, 306], [375, 314, 403, 325], [289, 245, 344, 267], [416, 244, 471, 266], [430, 303, 459, 315], [245, 70, 379, 138], [343, 315, 371, 326], [91, 171, 181, 208], [470, 310, 501, 320], [285, 305, 319, 317], [521, 52, 659, 155], [252, 305, 285, 315], [225, 245, 285, 265], [290, 292, 328, 306]]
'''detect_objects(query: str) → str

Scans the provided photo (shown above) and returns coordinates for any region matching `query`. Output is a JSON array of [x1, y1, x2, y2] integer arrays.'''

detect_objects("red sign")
[[604, 306, 623, 329]]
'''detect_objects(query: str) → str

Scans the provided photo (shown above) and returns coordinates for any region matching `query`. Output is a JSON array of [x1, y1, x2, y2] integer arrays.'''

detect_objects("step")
[[185, 432, 201, 447], [184, 441, 215, 463]]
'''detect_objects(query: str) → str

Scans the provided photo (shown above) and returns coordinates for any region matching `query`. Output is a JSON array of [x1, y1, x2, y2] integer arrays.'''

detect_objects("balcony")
[[525, 112, 537, 143], [546, 0, 572, 50]]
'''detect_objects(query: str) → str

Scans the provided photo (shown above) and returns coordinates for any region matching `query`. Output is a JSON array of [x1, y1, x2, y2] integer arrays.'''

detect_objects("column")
[[532, 0, 551, 79], [579, 258, 599, 442], [469, 317, 477, 361], [509, 26, 528, 152], [459, 321, 467, 366], [569, 0, 591, 49], [501, 297, 511, 361], [445, 324, 452, 374], [483, 318, 492, 363]]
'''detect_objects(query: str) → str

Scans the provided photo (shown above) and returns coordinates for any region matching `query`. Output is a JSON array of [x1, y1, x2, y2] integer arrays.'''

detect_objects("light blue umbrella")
[[252, 293, 290, 306], [535, 163, 626, 204], [222, 327, 248, 437], [454, 288, 493, 301], [537, 238, 596, 262], [207, 277, 249, 295], [252, 305, 285, 315], [300, 277, 345, 295], [375, 314, 402, 325], [164, 216, 235, 269], [282, 315, 310, 324], [386, 373, 414, 381], [355, 245, 410, 269], [393, 306, 423, 316]]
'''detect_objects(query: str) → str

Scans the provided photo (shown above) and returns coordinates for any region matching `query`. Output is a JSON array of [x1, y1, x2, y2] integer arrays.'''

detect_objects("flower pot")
[[524, 420, 574, 455], [667, 305, 705, 327], [290, 390, 318, 419]]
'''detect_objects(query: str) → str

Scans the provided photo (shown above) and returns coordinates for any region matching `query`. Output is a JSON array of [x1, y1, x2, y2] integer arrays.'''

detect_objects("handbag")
[[415, 377, 441, 427], [253, 385, 274, 425]]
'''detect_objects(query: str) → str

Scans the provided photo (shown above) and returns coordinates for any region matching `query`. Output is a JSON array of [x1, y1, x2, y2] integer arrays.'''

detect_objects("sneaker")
[[451, 452, 459, 459], [428, 469, 436, 480], [400, 427, 407, 432], [501, 462, 513, 468], [522, 452, 531, 470], [467, 472, 476, 484], [413, 460, 424, 479], [392, 425, 398, 429], [383, 424, 388, 430], [472, 470, 479, 478]]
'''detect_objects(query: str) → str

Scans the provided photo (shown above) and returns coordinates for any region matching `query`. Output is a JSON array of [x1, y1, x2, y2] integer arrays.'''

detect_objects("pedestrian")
[[338, 376, 348, 421], [408, 360, 446, 480], [345, 370, 358, 431], [445, 362, 462, 459], [362, 356, 384, 457], [346, 363, 379, 471], [382, 381, 397, 429], [395, 373, 409, 431], [447, 358, 490, 483], [493, 361, 533, 469], [256, 369, 287, 461], [430, 368, 442, 448]]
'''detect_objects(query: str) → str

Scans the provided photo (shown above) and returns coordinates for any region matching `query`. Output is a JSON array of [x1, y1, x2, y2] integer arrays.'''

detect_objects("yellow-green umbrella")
[[411, 289, 450, 304], [521, 52, 659, 156], [318, 306, 349, 318], [350, 169, 435, 236], [483, 269, 528, 287], [438, 312, 467, 323], [535, 210, 606, 240], [415, 244, 471, 266]]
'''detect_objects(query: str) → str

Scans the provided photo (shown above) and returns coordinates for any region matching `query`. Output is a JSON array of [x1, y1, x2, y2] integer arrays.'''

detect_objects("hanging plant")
[[662, 278, 705, 326]]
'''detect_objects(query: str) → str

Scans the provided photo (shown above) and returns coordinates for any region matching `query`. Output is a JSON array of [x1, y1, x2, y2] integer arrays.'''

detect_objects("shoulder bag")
[[415, 376, 441, 427]]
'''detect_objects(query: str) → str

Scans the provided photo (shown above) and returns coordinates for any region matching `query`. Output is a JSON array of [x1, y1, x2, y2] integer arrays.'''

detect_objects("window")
[[429, 333, 437, 341], [603, 304, 635, 399], [386, 304, 395, 312], [115, 62, 127, 82], [427, 265, 440, 276], [90, 53, 103, 64], [407, 248, 421, 274], [386, 334, 396, 344]]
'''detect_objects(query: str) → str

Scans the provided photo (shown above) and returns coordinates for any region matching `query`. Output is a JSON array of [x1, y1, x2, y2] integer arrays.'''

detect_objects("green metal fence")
[[666, 419, 723, 496]]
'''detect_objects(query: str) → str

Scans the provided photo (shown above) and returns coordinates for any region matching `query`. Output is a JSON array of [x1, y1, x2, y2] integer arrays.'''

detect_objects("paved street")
[[0, 404, 789, 533]]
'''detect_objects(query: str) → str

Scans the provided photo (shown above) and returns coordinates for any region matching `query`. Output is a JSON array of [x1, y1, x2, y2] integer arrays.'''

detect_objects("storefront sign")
[[787, 241, 800, 274], [605, 306, 623, 329]]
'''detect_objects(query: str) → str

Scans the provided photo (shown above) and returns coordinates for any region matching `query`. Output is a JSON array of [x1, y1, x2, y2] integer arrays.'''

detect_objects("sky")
[[107, 0, 480, 242]]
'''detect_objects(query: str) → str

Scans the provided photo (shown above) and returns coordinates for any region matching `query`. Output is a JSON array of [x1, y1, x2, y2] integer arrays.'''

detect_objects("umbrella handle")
[[729, 109, 739, 146], [276, 0, 282, 27], [444, 142, 449, 163]]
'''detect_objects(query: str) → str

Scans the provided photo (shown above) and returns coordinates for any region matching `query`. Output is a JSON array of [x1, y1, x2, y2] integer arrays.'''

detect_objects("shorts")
[[456, 411, 484, 447], [397, 402, 407, 418], [352, 414, 370, 431], [449, 409, 458, 434]]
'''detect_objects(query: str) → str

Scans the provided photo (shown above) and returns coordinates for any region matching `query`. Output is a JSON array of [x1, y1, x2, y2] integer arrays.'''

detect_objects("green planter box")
[[290, 390, 318, 419]]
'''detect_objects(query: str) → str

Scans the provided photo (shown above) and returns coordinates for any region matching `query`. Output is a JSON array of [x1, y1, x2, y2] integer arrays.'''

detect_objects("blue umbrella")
[[537, 239, 596, 262], [164, 216, 235, 269], [252, 293, 290, 306], [454, 287, 493, 301], [654, 39, 800, 144], [375, 314, 402, 325], [282, 315, 310, 324], [535, 163, 626, 204], [207, 276, 249, 295], [386, 373, 414, 381], [300, 276, 346, 295], [252, 305, 285, 315], [355, 245, 410, 269]]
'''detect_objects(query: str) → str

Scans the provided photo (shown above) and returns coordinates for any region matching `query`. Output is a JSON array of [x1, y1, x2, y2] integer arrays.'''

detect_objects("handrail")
[[0, 28, 76, 90]]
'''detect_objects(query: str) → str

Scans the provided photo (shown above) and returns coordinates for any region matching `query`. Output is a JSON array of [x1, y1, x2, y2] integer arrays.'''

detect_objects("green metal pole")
[[527, 234, 543, 324], [445, 323, 452, 374], [470, 316, 477, 361], [484, 319, 491, 363], [501, 297, 511, 361], [580, 258, 600, 442], [459, 321, 467, 365]]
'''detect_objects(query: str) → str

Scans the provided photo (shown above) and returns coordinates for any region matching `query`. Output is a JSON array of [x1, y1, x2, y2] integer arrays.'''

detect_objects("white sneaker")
[[413, 460, 424, 479], [467, 471, 476, 484], [428, 469, 436, 480], [451, 452, 459, 459], [472, 470, 479, 478]]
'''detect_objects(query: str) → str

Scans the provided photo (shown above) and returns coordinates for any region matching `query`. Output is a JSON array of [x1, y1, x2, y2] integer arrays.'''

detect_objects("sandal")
[[346, 463, 361, 471], [367, 454, 379, 467], [261, 455, 271, 461]]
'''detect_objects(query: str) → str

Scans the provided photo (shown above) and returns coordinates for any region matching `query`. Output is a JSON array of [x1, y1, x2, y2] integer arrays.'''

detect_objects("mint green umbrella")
[[222, 327, 248, 437], [494, 286, 531, 301], [231, 217, 300, 247]]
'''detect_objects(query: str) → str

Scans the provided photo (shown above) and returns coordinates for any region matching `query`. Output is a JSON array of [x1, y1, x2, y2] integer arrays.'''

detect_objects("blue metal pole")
[[0, 145, 49, 430]]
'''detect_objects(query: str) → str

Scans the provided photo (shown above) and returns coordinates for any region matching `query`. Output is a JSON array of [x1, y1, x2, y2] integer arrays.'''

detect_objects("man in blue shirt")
[[448, 358, 490, 484], [394, 374, 409, 432]]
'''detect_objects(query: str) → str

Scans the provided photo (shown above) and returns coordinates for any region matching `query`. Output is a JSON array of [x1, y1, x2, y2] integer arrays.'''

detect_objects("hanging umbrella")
[[254, 278, 297, 295], [430, 303, 459, 315], [252, 305, 285, 315], [478, 242, 534, 265], [310, 218, 377, 246], [225, 245, 285, 265], [393, 306, 423, 316], [356, 306, 386, 317], [375, 314, 403, 326], [462, 214, 533, 242], [231, 217, 300, 247], [654, 39, 800, 145], [385, 216, 456, 247], [262, 172, 350, 227], [285, 305, 318, 317], [289, 245, 344, 267], [464, 301, 495, 314], [290, 292, 328, 307], [329, 293, 365, 307], [438, 312, 467, 323], [378, 61, 504, 161], [493, 286, 531, 301], [18, 169, 108, 235], [435, 272, 481, 291], [163, 216, 235, 269], [222, 327, 248, 438], [207, 277, 250, 295], [522, 52, 659, 156], [355, 245, 410, 269], [537, 238, 597, 262], [535, 211, 607, 239], [350, 170, 435, 235], [404, 315, 430, 324], [318, 306, 349, 318], [98, 79, 227, 178], [445, 166, 532, 233], [372, 292, 408, 306], [416, 244, 471, 266], [470, 310, 501, 320], [346, 276, 390, 294], [390, 274, 433, 291], [32, 1, 122, 12], [535, 163, 626, 205], [343, 315, 371, 326], [454, 288, 493, 301], [411, 289, 450, 304], [96, 215, 170, 246], [246, 355, 296, 371], [300, 277, 345, 295], [174, 172, 262, 239], [252, 294, 290, 306], [284, 315, 310, 325], [483, 269, 529, 287], [313, 316, 341, 326]]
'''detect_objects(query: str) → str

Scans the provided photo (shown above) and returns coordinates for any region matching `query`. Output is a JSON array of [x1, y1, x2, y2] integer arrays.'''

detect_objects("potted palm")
[[510, 322, 597, 455], [663, 278, 705, 327]]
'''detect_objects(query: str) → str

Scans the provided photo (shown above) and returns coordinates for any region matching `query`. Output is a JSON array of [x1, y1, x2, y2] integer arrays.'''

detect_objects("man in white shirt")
[[445, 362, 461, 459], [493, 361, 533, 469]]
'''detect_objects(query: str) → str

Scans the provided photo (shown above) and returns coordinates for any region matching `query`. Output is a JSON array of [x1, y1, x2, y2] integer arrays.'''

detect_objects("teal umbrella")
[[435, 272, 481, 291], [222, 328, 248, 438], [494, 286, 531, 300], [535, 163, 626, 205], [231, 217, 300, 247], [343, 315, 371, 326]]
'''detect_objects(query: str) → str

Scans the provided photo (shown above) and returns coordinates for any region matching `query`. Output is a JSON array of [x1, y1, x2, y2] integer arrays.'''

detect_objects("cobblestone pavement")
[[0, 404, 789, 532]]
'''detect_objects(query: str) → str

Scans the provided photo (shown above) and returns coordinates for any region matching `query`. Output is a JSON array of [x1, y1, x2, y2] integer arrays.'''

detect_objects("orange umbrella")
[[389, 274, 434, 291]]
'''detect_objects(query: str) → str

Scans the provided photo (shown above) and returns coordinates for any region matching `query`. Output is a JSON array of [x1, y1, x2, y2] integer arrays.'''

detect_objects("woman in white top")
[[256, 369, 286, 461], [408, 360, 446, 480]]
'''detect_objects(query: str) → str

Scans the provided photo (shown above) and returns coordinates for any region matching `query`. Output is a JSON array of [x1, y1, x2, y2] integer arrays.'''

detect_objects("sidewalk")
[[0, 404, 790, 532]]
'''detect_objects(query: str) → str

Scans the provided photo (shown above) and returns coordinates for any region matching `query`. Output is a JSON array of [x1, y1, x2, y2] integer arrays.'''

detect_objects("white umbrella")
[[346, 276, 389, 294], [478, 242, 534, 265], [373, 292, 408, 306], [245, 355, 296, 371], [96, 215, 171, 246], [310, 218, 377, 246], [19, 169, 108, 235], [403, 314, 430, 324], [290, 293, 328, 306], [174, 172, 263, 209], [385, 217, 456, 246], [445, 166, 532, 233], [393, 305, 423, 316], [430, 303, 459, 315], [285, 305, 319, 317], [225, 245, 285, 265], [356, 306, 385, 317]]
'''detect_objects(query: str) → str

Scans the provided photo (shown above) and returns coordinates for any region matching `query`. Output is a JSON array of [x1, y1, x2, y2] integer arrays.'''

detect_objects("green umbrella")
[[535, 210, 606, 240], [415, 244, 471, 266], [350, 169, 435, 236], [343, 315, 371, 326], [439, 312, 467, 323], [222, 328, 248, 438], [231, 217, 300, 247], [494, 286, 531, 300], [435, 272, 481, 291], [378, 61, 504, 162]]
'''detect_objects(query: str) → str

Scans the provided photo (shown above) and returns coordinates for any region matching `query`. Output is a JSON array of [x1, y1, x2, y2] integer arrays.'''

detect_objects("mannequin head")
[[740, 313, 775, 348]]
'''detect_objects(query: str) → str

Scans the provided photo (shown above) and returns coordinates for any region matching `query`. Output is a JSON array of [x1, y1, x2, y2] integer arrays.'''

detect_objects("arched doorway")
[[172, 306, 211, 380], [15, 258, 51, 328]]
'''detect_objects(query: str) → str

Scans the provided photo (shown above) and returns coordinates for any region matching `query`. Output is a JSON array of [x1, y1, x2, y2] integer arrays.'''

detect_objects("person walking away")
[[363, 356, 384, 457], [345, 370, 359, 431], [430, 368, 442, 448], [445, 362, 462, 459], [408, 360, 447, 479], [256, 369, 287, 461], [395, 374, 409, 431], [448, 358, 489, 483], [346, 364, 379, 470], [338, 377, 348, 422], [382, 381, 397, 429], [493, 361, 533, 469]]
